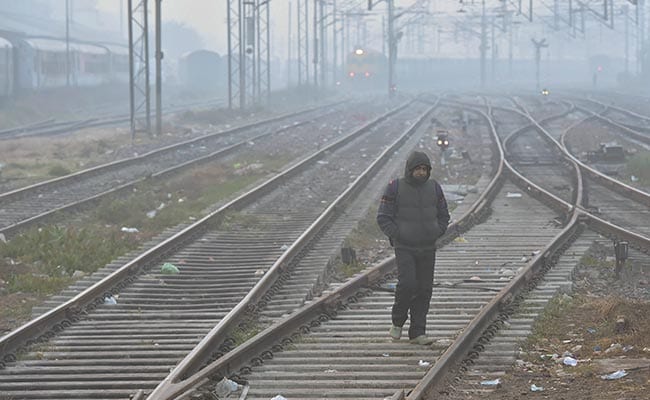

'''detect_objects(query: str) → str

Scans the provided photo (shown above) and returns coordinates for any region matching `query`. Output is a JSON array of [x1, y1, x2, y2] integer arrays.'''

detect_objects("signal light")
[[541, 88, 550, 96], [436, 131, 450, 150], [364, 72, 371, 77], [349, 72, 355, 77]]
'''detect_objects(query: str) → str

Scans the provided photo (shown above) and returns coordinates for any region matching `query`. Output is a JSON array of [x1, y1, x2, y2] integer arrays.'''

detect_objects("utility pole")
[[387, 0, 396, 97], [66, 0, 71, 87], [288, 2, 292, 87], [369, 0, 398, 97], [480, 0, 487, 88], [127, 0, 151, 139], [227, 0, 270, 109], [319, 0, 326, 87], [531, 38, 548, 91], [612, 4, 630, 74], [155, 0, 162, 137], [490, 15, 496, 84], [313, 0, 318, 87], [332, 0, 338, 85]]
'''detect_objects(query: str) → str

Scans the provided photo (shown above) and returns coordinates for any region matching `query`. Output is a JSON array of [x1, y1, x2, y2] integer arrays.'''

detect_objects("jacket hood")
[[403, 151, 431, 183]]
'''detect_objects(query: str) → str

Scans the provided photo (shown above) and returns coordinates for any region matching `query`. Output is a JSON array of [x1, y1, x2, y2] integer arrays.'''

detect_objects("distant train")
[[343, 47, 388, 90], [178, 50, 226, 93], [0, 32, 129, 98]]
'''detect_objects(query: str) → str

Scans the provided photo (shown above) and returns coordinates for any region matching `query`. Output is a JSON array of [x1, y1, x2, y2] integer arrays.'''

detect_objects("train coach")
[[0, 37, 14, 98], [178, 50, 226, 94], [0, 33, 129, 97]]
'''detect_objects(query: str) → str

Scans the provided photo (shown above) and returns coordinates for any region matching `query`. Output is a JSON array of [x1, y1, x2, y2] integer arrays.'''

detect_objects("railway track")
[[1, 93, 648, 400], [135, 95, 650, 400], [0, 97, 448, 399], [0, 98, 225, 140], [0, 100, 374, 238], [437, 95, 650, 397]]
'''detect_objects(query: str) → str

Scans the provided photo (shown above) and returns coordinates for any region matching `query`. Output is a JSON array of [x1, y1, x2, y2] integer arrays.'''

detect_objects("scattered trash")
[[623, 345, 634, 352], [72, 270, 85, 279], [317, 160, 329, 165], [605, 343, 623, 354], [506, 192, 522, 198], [468, 276, 482, 281], [0, 233, 5, 243], [270, 396, 288, 400], [382, 353, 390, 357], [104, 296, 118, 305], [254, 269, 266, 277], [121, 227, 139, 233], [586, 327, 597, 334], [280, 244, 289, 251], [530, 384, 544, 392], [454, 236, 467, 243], [480, 378, 501, 386], [601, 369, 628, 380], [161, 263, 180, 275], [563, 356, 578, 366], [324, 369, 337, 373], [631, 175, 639, 182], [571, 345, 583, 353], [593, 345, 602, 352], [146, 210, 157, 219], [418, 360, 430, 367], [214, 377, 241, 397]]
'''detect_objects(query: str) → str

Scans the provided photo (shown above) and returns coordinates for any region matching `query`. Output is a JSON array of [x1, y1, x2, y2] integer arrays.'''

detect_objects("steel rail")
[[506, 98, 650, 209], [0, 100, 411, 366], [400, 100, 581, 399], [0, 103, 346, 238], [0, 113, 324, 238], [145, 97, 559, 400], [144, 98, 442, 400], [0, 102, 335, 203], [0, 98, 225, 140], [565, 97, 650, 146]]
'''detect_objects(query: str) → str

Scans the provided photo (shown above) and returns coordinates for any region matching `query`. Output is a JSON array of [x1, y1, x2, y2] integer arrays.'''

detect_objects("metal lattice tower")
[[257, 0, 270, 103], [227, 0, 241, 109], [298, 0, 309, 85], [228, 0, 270, 109], [127, 0, 151, 138]]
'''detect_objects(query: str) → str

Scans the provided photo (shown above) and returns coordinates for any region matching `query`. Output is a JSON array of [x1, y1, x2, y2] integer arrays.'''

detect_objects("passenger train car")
[[178, 50, 226, 93], [0, 32, 129, 98], [0, 37, 14, 98], [344, 47, 388, 91]]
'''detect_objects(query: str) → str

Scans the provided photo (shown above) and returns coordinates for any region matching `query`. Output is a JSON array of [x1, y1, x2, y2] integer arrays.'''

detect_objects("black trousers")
[[391, 248, 435, 339]]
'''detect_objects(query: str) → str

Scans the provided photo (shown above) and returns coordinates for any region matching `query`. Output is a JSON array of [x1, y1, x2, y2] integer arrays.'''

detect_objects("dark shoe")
[[389, 325, 402, 340], [409, 335, 433, 345]]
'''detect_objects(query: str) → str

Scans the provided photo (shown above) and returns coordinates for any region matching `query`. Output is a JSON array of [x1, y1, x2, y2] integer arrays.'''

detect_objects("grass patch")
[[625, 151, 650, 185], [0, 225, 134, 293], [47, 164, 71, 177], [229, 322, 263, 346], [524, 294, 575, 347]]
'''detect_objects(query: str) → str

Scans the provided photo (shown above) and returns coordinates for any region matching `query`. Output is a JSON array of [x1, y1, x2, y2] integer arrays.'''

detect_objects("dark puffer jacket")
[[377, 151, 450, 250]]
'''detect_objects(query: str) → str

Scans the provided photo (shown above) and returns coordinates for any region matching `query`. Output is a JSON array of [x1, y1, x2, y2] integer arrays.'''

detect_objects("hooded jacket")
[[377, 151, 450, 250]]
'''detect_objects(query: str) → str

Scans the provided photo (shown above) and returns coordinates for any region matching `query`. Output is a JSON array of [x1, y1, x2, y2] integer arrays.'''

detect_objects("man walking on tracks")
[[377, 151, 450, 345]]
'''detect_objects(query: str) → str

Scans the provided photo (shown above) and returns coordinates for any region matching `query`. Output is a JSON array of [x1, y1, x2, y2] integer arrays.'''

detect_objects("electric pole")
[[480, 0, 486, 88], [155, 0, 162, 137], [531, 38, 548, 92], [66, 0, 71, 87], [127, 0, 151, 139]]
